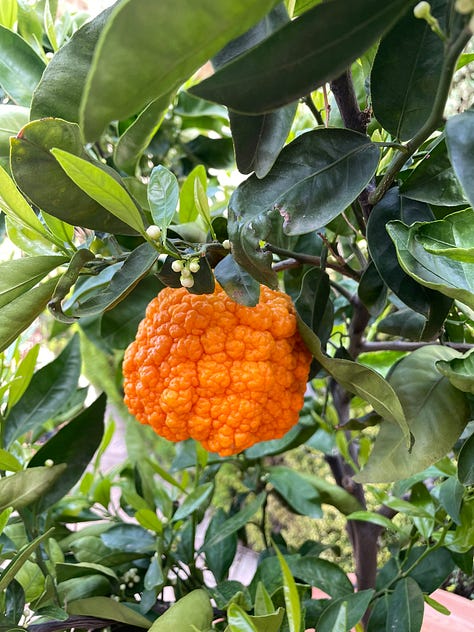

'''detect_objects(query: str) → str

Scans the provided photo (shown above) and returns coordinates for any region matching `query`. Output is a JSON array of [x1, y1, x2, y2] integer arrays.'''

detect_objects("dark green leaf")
[[356, 346, 471, 483], [367, 188, 452, 339], [200, 492, 265, 552], [358, 261, 388, 317], [401, 139, 467, 207], [80, 0, 280, 140], [267, 466, 322, 518], [204, 508, 238, 583], [191, 0, 412, 114], [244, 422, 317, 459], [67, 597, 150, 627], [458, 433, 474, 485], [30, 7, 113, 122], [289, 557, 353, 598], [0, 465, 66, 512], [11, 118, 138, 234], [295, 268, 332, 344], [387, 219, 474, 310], [186, 135, 235, 170], [74, 243, 158, 317], [0, 255, 67, 309], [0, 527, 55, 593], [386, 578, 424, 632], [214, 254, 260, 306], [0, 276, 57, 353], [4, 334, 81, 447], [377, 308, 426, 341], [173, 482, 214, 521], [27, 394, 106, 511], [371, 1, 445, 140], [317, 590, 374, 632], [0, 25, 45, 105], [58, 575, 111, 602], [446, 108, 474, 208]]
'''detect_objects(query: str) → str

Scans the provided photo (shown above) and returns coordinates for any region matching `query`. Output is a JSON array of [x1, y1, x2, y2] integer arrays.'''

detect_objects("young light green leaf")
[[194, 178, 212, 232], [147, 589, 213, 631], [436, 348, 474, 394], [51, 148, 145, 234], [0, 0, 17, 28], [7, 343, 39, 409], [227, 603, 259, 632], [273, 541, 301, 632], [0, 25, 45, 106], [179, 164, 207, 223], [356, 346, 470, 483], [148, 165, 179, 233], [414, 208, 474, 263], [0, 255, 67, 309], [67, 596, 151, 628], [254, 581, 275, 616], [0, 449, 22, 472]]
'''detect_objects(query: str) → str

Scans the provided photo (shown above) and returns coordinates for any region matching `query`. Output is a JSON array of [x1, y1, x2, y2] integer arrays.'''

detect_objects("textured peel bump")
[[123, 284, 312, 456]]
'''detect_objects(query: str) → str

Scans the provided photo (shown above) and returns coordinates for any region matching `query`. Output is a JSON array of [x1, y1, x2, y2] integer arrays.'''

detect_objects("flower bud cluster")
[[120, 567, 140, 590], [171, 258, 200, 288]]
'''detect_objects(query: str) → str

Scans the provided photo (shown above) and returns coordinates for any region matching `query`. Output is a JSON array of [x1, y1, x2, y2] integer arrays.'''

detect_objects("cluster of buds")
[[171, 258, 201, 288], [119, 567, 140, 591]]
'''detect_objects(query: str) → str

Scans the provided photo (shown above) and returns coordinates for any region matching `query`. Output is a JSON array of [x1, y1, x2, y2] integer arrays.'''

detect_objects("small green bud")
[[414, 1, 431, 18]]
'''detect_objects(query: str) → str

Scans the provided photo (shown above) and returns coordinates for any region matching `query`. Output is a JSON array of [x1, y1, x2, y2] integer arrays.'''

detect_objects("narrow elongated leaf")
[[172, 483, 214, 522], [0, 0, 17, 29], [74, 243, 158, 316], [227, 603, 259, 632], [273, 542, 301, 632], [147, 165, 179, 233], [51, 148, 145, 234], [0, 527, 55, 592], [387, 219, 474, 310], [0, 105, 29, 155], [191, 0, 412, 114], [213, 3, 296, 177], [356, 346, 470, 483], [371, 0, 445, 140], [80, 0, 280, 140], [11, 118, 139, 234], [0, 255, 67, 309], [0, 25, 45, 106], [204, 508, 238, 583], [178, 164, 206, 223], [367, 188, 452, 339], [446, 109, 474, 208], [298, 320, 410, 443], [386, 578, 424, 632], [200, 492, 265, 552], [0, 465, 66, 512], [4, 334, 81, 447], [0, 276, 57, 353], [30, 7, 113, 122]]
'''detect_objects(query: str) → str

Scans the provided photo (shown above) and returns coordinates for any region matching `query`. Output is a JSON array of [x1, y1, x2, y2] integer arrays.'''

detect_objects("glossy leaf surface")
[[386, 578, 424, 632], [446, 108, 474, 207], [0, 25, 45, 106], [457, 433, 474, 486], [214, 254, 260, 306], [191, 0, 412, 114], [317, 590, 374, 632], [0, 105, 29, 155], [356, 346, 470, 483], [80, 0, 280, 140], [0, 255, 67, 309]]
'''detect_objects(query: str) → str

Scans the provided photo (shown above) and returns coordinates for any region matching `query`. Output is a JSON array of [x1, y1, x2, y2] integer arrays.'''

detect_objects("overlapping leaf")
[[0, 25, 45, 106], [446, 108, 474, 207], [191, 0, 412, 114]]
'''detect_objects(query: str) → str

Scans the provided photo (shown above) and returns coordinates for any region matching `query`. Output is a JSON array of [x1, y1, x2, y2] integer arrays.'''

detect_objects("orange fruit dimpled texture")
[[122, 284, 312, 456]]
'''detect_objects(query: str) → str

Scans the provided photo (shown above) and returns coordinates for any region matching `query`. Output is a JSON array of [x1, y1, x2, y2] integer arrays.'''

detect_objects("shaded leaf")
[[0, 466, 66, 513], [67, 596, 151, 628], [80, 0, 280, 140], [214, 254, 260, 306], [371, 0, 445, 140], [204, 508, 238, 583], [387, 219, 474, 310], [386, 578, 424, 632], [358, 261, 388, 317], [436, 348, 474, 394], [27, 394, 106, 511], [191, 0, 412, 114], [445, 108, 474, 208], [457, 433, 474, 486], [267, 466, 322, 518], [244, 422, 317, 460], [4, 334, 81, 447], [0, 25, 45, 106], [0, 527, 55, 592], [172, 483, 214, 522], [289, 557, 353, 598], [356, 346, 470, 483]]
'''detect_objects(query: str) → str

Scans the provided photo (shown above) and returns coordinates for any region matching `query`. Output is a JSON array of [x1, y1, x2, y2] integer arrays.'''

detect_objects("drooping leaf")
[[0, 25, 45, 106], [0, 276, 57, 354], [213, 3, 296, 177], [386, 578, 424, 632], [67, 596, 151, 629], [0, 466, 66, 513], [73, 243, 158, 317], [4, 334, 81, 447], [435, 348, 474, 394], [80, 0, 280, 140], [190, 0, 412, 114], [0, 527, 55, 593], [0, 105, 29, 156], [11, 118, 139, 234], [400, 138, 467, 207], [27, 394, 106, 511], [367, 187, 452, 339], [214, 254, 261, 306], [387, 219, 474, 310], [295, 268, 333, 345], [51, 148, 146, 235], [0, 255, 67, 309], [371, 0, 445, 140], [446, 108, 474, 208], [30, 7, 114, 122], [356, 346, 470, 483]]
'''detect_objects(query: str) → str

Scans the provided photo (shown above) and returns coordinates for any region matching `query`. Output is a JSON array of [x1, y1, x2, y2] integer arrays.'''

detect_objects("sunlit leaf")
[[0, 25, 45, 106]]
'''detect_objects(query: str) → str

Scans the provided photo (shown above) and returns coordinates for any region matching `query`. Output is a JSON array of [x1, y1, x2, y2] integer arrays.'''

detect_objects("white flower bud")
[[222, 239, 231, 250], [146, 225, 161, 240], [455, 0, 474, 14], [44, 459, 54, 467], [171, 259, 184, 272], [189, 259, 200, 273], [180, 275, 195, 288], [413, 1, 431, 18]]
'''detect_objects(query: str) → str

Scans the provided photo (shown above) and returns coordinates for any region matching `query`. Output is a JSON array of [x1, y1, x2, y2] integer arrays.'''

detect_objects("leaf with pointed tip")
[[386, 578, 424, 632], [0, 25, 45, 106], [317, 590, 374, 632], [355, 346, 470, 483], [80, 0, 280, 140], [0, 255, 67, 309], [457, 433, 474, 486], [190, 0, 412, 114]]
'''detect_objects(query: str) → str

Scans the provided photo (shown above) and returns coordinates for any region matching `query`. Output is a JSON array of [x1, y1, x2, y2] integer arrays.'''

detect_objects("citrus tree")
[[0, 0, 473, 630]]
